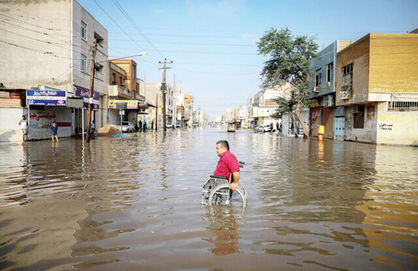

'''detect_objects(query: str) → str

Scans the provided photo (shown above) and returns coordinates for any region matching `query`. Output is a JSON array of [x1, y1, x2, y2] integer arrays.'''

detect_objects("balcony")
[[108, 85, 132, 99]]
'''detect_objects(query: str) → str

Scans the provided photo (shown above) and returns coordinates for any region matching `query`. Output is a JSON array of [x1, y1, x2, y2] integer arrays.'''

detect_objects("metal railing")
[[389, 93, 418, 111]]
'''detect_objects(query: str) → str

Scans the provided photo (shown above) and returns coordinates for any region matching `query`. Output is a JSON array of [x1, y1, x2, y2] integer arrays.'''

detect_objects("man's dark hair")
[[216, 140, 229, 150]]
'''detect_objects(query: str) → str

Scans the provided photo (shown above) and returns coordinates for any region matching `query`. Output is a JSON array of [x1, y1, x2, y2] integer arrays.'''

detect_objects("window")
[[112, 73, 116, 85], [315, 68, 322, 87], [342, 63, 353, 87], [326, 62, 333, 87], [81, 21, 87, 40], [94, 32, 104, 47], [119, 76, 123, 86], [94, 63, 103, 77], [81, 54, 87, 72], [353, 105, 364, 129]]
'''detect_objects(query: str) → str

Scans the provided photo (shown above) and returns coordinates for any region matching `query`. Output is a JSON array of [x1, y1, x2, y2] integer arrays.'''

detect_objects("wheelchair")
[[201, 161, 247, 208]]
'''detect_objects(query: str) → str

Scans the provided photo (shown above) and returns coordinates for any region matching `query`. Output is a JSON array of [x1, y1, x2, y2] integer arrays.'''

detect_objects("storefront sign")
[[109, 100, 138, 109], [26, 89, 67, 106], [75, 87, 99, 110]]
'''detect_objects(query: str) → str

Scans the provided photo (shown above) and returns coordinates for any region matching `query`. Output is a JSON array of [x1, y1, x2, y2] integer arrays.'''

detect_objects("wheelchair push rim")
[[208, 183, 247, 208]]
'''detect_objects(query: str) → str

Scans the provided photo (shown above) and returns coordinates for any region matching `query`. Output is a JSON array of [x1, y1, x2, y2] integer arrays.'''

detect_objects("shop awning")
[[109, 99, 149, 110]]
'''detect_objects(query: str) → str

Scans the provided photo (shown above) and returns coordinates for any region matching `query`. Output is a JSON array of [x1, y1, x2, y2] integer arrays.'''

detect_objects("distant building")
[[251, 83, 293, 127]]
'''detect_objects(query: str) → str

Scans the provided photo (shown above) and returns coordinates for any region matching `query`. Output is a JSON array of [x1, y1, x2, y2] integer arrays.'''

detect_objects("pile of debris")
[[97, 124, 121, 136]]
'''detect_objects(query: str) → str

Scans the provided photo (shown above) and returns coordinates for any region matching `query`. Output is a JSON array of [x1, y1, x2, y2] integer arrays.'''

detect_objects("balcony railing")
[[108, 85, 132, 98]]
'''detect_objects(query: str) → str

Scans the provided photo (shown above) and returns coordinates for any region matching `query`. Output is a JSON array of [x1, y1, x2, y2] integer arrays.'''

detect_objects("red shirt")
[[213, 150, 240, 179]]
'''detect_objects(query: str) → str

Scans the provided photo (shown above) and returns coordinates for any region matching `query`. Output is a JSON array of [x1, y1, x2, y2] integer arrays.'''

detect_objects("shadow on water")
[[0, 129, 417, 270]]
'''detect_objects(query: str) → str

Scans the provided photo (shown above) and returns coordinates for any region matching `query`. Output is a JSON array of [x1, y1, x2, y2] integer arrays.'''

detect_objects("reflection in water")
[[355, 145, 418, 270], [0, 129, 417, 270], [202, 206, 242, 256]]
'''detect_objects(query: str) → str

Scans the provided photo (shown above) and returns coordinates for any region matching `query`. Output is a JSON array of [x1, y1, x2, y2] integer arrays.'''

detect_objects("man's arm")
[[230, 171, 240, 190]]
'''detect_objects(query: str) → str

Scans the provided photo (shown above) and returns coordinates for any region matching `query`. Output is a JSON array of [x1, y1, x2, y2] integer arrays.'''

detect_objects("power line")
[[111, 0, 165, 58], [93, 0, 150, 61], [0, 27, 68, 47]]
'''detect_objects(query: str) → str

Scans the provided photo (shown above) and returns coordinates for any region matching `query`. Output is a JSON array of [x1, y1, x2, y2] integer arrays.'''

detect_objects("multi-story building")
[[107, 60, 146, 126], [336, 33, 418, 145], [308, 41, 352, 139], [251, 83, 293, 127], [0, 0, 108, 141]]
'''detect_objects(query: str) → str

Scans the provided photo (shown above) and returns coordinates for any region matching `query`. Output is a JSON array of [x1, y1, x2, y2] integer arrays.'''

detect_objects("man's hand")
[[229, 182, 238, 190], [230, 171, 240, 190]]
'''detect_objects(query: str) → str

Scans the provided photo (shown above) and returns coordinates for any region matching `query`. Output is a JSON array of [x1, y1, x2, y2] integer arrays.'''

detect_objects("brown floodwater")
[[0, 128, 417, 270]]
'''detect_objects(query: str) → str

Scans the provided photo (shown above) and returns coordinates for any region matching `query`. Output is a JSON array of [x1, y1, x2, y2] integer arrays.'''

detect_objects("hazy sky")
[[78, 0, 418, 119]]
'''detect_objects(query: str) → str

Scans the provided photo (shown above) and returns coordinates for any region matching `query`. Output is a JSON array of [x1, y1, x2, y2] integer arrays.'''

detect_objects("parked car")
[[166, 123, 174, 128], [176, 121, 181, 128], [120, 121, 135, 132], [256, 124, 271, 133]]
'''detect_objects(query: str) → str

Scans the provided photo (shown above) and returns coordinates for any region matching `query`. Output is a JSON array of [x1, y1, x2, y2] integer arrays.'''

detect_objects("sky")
[[78, 0, 418, 120]]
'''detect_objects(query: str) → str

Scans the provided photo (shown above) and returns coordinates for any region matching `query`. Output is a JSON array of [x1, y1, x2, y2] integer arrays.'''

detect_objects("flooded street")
[[0, 128, 417, 270]]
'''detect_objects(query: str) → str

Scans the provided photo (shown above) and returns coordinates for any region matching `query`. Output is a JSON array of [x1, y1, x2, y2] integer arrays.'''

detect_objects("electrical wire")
[[111, 0, 165, 58]]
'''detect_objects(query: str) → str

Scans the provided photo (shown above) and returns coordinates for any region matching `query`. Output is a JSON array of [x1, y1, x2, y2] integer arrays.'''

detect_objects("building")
[[336, 33, 418, 146], [107, 60, 146, 127], [308, 41, 352, 139], [183, 94, 194, 127], [251, 83, 293, 128], [143, 82, 162, 128], [0, 0, 108, 141]]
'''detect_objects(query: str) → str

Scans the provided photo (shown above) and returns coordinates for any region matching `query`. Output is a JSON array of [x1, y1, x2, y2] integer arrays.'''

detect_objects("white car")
[[256, 125, 271, 132], [120, 121, 135, 132]]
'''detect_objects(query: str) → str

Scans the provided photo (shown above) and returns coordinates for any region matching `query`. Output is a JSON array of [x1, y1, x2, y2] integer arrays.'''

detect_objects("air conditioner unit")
[[313, 86, 320, 93], [340, 91, 351, 100]]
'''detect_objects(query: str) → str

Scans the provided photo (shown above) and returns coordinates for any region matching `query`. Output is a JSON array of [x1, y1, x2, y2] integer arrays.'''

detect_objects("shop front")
[[26, 88, 72, 140], [108, 99, 148, 129]]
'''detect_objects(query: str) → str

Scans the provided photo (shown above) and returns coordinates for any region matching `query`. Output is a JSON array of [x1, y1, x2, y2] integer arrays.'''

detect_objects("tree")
[[257, 27, 318, 137]]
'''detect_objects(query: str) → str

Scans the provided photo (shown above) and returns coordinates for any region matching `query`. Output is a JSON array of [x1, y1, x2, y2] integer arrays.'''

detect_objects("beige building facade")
[[336, 33, 418, 146]]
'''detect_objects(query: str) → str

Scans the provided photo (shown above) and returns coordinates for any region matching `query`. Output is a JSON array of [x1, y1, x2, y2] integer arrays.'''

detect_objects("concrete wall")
[[344, 104, 377, 144], [369, 33, 418, 95], [0, 0, 72, 91], [72, 0, 108, 97], [376, 103, 418, 146], [336, 35, 370, 106], [0, 108, 25, 142]]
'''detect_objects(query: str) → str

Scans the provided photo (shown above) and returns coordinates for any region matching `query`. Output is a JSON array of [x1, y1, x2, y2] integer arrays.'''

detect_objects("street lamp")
[[85, 43, 148, 142], [96, 52, 148, 63]]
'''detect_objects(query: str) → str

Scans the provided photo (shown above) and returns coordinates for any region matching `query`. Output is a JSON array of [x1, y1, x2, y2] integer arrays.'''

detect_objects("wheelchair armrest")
[[210, 175, 228, 180]]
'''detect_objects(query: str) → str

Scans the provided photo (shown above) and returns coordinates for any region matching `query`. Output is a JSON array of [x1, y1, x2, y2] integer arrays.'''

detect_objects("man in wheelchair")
[[213, 140, 240, 191]]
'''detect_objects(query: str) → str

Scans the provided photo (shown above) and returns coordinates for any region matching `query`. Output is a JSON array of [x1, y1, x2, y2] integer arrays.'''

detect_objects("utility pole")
[[155, 93, 158, 131], [159, 58, 173, 132], [86, 39, 97, 142]]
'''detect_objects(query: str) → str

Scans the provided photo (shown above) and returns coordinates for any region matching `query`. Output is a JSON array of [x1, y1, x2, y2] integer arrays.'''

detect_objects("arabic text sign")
[[75, 88, 99, 110], [109, 100, 138, 109], [26, 90, 67, 106]]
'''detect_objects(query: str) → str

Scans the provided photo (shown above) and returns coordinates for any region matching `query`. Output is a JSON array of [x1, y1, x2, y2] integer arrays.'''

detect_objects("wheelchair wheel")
[[208, 183, 247, 208]]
